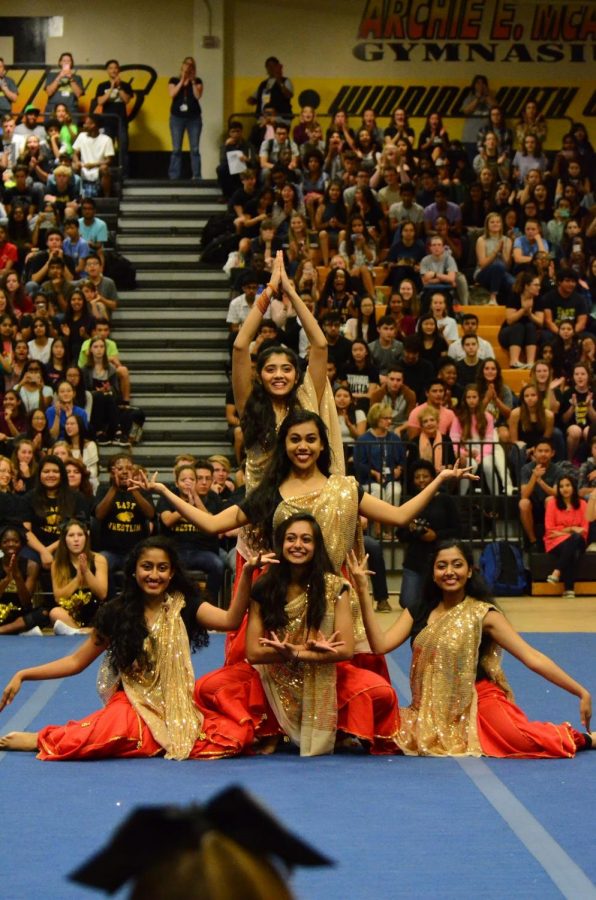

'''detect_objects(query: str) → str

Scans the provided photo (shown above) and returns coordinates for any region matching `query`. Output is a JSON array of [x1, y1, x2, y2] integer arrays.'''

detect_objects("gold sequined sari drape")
[[273, 475, 367, 647], [256, 573, 348, 756], [98, 592, 205, 760], [238, 370, 345, 561], [397, 598, 512, 757]]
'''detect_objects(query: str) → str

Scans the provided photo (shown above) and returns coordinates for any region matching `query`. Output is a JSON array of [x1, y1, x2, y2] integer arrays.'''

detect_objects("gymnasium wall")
[[0, 1, 593, 176]]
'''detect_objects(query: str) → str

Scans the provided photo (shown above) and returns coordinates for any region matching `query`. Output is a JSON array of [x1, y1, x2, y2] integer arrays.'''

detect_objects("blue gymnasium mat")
[[1, 633, 595, 900]]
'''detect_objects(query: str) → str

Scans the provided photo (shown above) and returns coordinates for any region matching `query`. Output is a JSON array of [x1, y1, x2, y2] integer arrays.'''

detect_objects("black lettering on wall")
[[0, 17, 51, 62]]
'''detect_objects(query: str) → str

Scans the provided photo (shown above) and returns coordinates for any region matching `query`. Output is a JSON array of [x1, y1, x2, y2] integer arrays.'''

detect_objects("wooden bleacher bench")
[[456, 304, 506, 325], [530, 550, 596, 596]]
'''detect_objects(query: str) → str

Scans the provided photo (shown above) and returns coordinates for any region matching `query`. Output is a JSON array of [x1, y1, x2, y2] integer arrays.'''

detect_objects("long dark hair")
[[320, 267, 354, 305], [241, 345, 303, 453], [353, 303, 379, 343], [65, 365, 88, 407], [30, 455, 77, 518], [554, 475, 581, 510], [251, 513, 334, 632], [25, 407, 52, 448], [242, 409, 333, 546], [476, 356, 504, 400], [94, 537, 208, 673], [422, 539, 492, 610], [457, 383, 488, 440], [64, 412, 89, 449]]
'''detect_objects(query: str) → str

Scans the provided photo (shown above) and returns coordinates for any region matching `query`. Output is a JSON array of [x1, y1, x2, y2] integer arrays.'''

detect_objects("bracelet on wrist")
[[256, 292, 270, 315]]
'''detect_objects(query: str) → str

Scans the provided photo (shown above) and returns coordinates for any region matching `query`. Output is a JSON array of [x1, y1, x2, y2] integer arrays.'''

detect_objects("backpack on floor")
[[103, 251, 136, 290], [200, 232, 239, 266], [200, 212, 235, 249], [479, 541, 528, 596]]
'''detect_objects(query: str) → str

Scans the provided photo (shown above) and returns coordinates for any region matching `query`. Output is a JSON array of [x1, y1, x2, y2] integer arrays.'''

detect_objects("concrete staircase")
[[113, 179, 232, 469]]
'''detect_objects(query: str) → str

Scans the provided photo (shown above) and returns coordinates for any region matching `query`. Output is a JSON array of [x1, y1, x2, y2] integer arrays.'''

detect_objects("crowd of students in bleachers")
[[2, 62, 596, 622], [219, 90, 596, 598], [0, 71, 158, 635]]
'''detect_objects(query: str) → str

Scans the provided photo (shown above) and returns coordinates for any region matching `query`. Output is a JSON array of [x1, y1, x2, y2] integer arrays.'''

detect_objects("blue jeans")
[[102, 550, 128, 597], [399, 568, 424, 612], [476, 261, 515, 295], [178, 547, 224, 602], [169, 114, 202, 180], [363, 536, 389, 602]]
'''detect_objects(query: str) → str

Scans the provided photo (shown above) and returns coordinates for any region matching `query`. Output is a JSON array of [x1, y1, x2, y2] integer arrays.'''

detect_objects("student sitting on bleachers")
[[456, 334, 483, 387], [498, 270, 543, 368], [0, 524, 42, 636], [449, 312, 494, 361], [558, 362, 596, 462], [450, 383, 513, 496], [93, 452, 155, 584], [354, 402, 404, 505], [157, 461, 224, 605], [519, 437, 561, 551], [473, 211, 514, 304], [544, 476, 595, 599]]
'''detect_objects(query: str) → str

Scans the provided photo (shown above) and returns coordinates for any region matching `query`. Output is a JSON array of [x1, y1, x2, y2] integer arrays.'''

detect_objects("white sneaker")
[[53, 620, 80, 636], [20, 626, 43, 636]]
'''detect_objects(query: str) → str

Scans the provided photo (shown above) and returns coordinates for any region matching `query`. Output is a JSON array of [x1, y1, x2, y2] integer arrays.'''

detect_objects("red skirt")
[[476, 680, 586, 758], [194, 660, 400, 755], [36, 688, 248, 761]]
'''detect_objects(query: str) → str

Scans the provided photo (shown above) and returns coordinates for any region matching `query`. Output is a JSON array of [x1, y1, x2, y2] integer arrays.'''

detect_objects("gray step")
[[129, 442, 231, 466], [135, 270, 227, 284], [119, 218, 206, 232], [113, 308, 227, 324], [125, 252, 201, 265], [120, 287, 228, 301], [125, 347, 225, 362], [144, 417, 226, 438], [122, 185, 221, 199], [116, 328, 227, 346], [121, 201, 222, 214], [117, 235, 199, 248], [133, 393, 225, 412], [132, 372, 229, 392], [119, 291, 229, 309], [129, 271, 228, 284]]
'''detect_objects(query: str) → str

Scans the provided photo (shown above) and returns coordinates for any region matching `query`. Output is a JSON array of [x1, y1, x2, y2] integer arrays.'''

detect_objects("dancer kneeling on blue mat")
[[350, 540, 595, 758], [196, 512, 399, 756], [0, 536, 273, 759]]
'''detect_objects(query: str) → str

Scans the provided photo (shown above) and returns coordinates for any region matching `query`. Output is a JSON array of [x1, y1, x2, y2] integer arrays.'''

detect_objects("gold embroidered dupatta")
[[397, 598, 512, 757], [273, 475, 367, 647], [256, 573, 347, 757], [239, 370, 345, 561], [97, 592, 205, 760]]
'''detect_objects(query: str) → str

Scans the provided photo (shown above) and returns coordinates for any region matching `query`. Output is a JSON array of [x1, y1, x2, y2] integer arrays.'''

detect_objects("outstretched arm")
[[232, 256, 282, 416], [483, 610, 592, 730], [198, 552, 278, 631], [128, 472, 248, 534], [278, 253, 328, 404], [348, 551, 413, 653], [358, 461, 477, 527], [0, 633, 106, 712]]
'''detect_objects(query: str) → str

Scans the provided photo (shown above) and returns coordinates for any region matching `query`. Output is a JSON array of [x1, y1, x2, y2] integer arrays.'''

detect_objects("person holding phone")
[[168, 56, 203, 182], [45, 52, 84, 118]]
